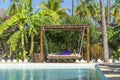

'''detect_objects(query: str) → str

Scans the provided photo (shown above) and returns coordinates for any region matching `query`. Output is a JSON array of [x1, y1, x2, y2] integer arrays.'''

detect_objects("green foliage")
[[7, 31, 21, 55], [22, 0, 32, 15], [108, 25, 120, 40], [5, 0, 23, 16], [108, 25, 120, 52], [0, 13, 24, 35], [0, 0, 61, 60], [112, 47, 120, 60], [90, 26, 102, 44], [111, 0, 120, 23], [75, 0, 99, 21], [2, 0, 118, 61], [61, 16, 83, 25], [91, 44, 104, 59], [38, 9, 60, 24], [38, 0, 69, 19], [44, 30, 81, 54], [0, 18, 5, 25]]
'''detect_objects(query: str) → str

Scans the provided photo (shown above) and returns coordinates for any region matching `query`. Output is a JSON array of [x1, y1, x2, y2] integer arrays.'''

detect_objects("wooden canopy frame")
[[40, 25, 90, 63]]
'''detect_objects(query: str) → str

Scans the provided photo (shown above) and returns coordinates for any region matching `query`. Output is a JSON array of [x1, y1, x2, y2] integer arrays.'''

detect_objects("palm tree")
[[38, 0, 69, 19], [4, 0, 23, 16], [75, 0, 99, 22], [111, 0, 120, 23], [0, 0, 60, 61], [100, 0, 109, 62]]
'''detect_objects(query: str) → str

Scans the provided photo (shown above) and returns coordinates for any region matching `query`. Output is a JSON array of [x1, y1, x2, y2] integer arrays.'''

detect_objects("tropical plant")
[[38, 0, 69, 19], [0, 18, 5, 25], [4, 0, 23, 16], [108, 26, 120, 40], [111, 0, 120, 23], [108, 25, 120, 51], [90, 25, 102, 45], [61, 16, 83, 25], [91, 44, 104, 60], [75, 0, 100, 22], [0, 0, 60, 60], [112, 47, 120, 60]]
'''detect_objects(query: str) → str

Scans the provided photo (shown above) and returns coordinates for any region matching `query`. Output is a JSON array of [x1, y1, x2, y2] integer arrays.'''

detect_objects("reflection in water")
[[0, 69, 100, 80]]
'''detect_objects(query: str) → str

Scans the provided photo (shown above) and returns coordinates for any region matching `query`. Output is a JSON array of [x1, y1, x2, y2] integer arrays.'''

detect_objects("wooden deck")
[[98, 63, 120, 80]]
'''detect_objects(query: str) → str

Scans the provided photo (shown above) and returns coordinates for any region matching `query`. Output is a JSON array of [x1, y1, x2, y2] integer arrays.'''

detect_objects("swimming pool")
[[0, 63, 107, 80]]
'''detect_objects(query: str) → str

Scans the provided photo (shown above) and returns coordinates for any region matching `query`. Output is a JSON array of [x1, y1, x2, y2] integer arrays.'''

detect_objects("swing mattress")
[[47, 54, 80, 60]]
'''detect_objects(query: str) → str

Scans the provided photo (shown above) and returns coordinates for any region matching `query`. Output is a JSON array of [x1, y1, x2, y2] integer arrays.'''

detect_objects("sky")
[[0, 0, 107, 15]]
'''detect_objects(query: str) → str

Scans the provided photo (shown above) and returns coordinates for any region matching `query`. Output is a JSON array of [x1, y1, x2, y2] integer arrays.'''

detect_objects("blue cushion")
[[62, 51, 71, 55]]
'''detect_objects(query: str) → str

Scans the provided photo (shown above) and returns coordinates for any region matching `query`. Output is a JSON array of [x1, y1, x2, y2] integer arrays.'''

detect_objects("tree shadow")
[[99, 64, 120, 80]]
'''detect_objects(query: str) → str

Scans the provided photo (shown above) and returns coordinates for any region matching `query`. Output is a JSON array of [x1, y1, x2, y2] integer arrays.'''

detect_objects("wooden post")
[[40, 27, 44, 62], [86, 26, 90, 63]]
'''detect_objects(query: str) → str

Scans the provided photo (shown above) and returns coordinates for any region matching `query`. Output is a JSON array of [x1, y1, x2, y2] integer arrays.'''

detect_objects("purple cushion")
[[62, 51, 71, 55]]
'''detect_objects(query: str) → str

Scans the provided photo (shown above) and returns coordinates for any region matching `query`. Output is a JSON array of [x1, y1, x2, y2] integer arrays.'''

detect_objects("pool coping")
[[0, 63, 96, 69]]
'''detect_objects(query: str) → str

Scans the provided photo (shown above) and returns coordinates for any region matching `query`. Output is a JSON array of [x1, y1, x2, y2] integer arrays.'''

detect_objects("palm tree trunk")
[[72, 0, 74, 16], [100, 0, 109, 62], [12, 0, 16, 15], [30, 35, 34, 60], [107, 0, 110, 26], [21, 32, 26, 60]]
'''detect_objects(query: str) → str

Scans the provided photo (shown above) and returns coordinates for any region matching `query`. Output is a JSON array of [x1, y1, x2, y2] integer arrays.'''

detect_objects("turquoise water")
[[0, 69, 100, 80]]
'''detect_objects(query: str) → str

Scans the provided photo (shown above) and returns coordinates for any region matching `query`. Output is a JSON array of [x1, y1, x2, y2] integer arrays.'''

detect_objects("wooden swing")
[[39, 25, 90, 63]]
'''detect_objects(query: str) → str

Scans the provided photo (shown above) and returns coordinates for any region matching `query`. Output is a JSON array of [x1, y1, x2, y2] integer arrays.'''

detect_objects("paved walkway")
[[98, 63, 120, 80]]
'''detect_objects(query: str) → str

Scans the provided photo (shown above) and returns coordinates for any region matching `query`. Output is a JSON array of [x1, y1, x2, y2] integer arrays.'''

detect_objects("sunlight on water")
[[0, 69, 100, 80]]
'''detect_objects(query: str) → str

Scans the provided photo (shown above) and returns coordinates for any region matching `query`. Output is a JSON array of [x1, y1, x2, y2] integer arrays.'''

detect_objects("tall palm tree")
[[75, 0, 99, 22], [100, 0, 109, 62], [107, 0, 110, 25]]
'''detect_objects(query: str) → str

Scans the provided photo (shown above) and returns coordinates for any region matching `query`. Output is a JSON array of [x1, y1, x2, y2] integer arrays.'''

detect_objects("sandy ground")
[[98, 63, 120, 80]]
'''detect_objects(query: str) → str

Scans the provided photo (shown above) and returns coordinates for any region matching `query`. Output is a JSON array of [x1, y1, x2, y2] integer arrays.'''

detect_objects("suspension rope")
[[77, 30, 81, 55], [43, 28, 49, 55], [78, 26, 86, 57]]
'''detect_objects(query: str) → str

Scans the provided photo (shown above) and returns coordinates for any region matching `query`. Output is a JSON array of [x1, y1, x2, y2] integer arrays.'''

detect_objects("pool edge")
[[95, 65, 108, 80]]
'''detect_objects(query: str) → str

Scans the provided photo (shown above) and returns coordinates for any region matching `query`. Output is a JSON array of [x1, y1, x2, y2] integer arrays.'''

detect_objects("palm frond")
[[7, 31, 21, 52], [108, 25, 120, 40], [0, 13, 25, 35]]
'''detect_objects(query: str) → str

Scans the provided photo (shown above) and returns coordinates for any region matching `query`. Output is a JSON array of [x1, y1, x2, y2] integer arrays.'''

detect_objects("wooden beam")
[[41, 24, 86, 27], [86, 26, 90, 63], [44, 26, 85, 31], [40, 27, 44, 62]]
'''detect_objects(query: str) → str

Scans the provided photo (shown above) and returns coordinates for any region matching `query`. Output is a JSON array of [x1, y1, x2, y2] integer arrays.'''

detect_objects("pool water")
[[0, 68, 100, 80]]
